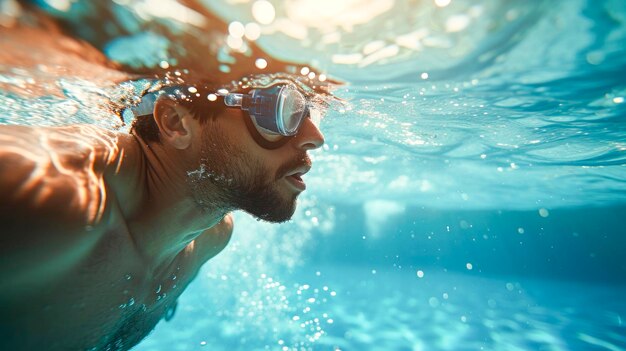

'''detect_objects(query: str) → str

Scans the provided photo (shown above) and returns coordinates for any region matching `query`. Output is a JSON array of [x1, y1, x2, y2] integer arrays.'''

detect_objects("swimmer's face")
[[190, 108, 324, 222]]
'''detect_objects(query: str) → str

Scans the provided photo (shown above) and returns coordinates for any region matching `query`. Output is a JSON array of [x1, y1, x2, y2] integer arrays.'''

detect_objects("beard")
[[186, 126, 308, 223]]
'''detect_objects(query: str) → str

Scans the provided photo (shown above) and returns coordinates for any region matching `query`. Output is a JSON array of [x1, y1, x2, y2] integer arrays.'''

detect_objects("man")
[[0, 73, 325, 350], [0, 0, 335, 349], [1, 2, 332, 348]]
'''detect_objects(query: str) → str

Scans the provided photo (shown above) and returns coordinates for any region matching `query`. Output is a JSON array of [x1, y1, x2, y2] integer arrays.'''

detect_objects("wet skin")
[[0, 104, 324, 350]]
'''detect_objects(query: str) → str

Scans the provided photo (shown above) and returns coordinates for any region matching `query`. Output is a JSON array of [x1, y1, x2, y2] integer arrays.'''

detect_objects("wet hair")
[[130, 85, 228, 143]]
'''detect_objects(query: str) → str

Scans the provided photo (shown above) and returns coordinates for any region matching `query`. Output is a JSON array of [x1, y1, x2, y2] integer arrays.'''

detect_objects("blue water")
[[2, 0, 626, 350]]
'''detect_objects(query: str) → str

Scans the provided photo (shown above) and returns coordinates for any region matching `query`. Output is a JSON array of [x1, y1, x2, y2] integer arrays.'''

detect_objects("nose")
[[295, 116, 325, 150]]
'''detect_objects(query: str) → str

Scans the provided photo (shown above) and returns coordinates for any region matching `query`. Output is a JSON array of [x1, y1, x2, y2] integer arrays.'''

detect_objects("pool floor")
[[135, 265, 626, 351]]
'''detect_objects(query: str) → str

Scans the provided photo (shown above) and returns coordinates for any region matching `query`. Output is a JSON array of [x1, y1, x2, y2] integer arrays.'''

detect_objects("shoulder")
[[0, 125, 63, 211], [0, 125, 127, 293], [0, 125, 119, 257], [203, 214, 234, 251], [0, 129, 37, 201], [215, 213, 234, 235], [192, 214, 234, 265], [0, 125, 116, 214]]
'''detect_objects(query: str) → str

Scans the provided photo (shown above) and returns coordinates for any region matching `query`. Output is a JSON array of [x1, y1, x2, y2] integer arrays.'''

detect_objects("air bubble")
[[244, 23, 261, 41], [228, 21, 245, 38], [255, 58, 268, 69], [252, 0, 275, 24], [428, 297, 440, 307]]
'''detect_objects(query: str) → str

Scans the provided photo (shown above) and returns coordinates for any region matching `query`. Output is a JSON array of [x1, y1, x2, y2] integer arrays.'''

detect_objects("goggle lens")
[[277, 87, 307, 135], [226, 85, 313, 138]]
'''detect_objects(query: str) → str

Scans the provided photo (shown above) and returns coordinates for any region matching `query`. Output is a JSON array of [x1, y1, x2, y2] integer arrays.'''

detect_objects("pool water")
[[134, 206, 626, 351], [2, 0, 626, 350], [137, 265, 626, 351]]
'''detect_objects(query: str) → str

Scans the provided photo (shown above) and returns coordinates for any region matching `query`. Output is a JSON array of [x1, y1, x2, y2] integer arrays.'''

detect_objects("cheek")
[[204, 117, 290, 179], [237, 147, 290, 183]]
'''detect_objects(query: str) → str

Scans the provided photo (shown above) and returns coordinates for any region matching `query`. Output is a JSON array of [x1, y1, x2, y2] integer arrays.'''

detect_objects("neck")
[[107, 133, 227, 271]]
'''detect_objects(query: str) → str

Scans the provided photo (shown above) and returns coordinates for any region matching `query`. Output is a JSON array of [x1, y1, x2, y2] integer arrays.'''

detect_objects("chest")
[[4, 230, 200, 351]]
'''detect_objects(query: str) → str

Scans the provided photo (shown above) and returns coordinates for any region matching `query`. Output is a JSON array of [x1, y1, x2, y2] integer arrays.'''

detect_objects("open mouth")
[[284, 167, 310, 191], [290, 173, 303, 182], [285, 172, 306, 191]]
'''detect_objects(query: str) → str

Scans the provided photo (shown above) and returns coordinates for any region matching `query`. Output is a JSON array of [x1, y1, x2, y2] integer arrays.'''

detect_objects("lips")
[[284, 165, 311, 191]]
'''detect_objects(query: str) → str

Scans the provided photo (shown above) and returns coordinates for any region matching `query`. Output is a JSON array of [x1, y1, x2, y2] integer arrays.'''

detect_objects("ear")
[[153, 97, 195, 149]]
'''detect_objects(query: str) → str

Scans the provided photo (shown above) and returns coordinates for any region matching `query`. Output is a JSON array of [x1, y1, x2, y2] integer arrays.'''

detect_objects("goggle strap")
[[224, 93, 244, 108]]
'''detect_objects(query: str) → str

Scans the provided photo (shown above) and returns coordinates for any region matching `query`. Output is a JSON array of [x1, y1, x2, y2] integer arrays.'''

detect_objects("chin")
[[233, 177, 302, 223], [249, 195, 298, 223]]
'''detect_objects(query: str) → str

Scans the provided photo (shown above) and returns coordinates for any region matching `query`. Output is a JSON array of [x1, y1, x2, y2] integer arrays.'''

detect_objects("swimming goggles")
[[224, 85, 320, 137], [131, 84, 321, 147]]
